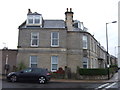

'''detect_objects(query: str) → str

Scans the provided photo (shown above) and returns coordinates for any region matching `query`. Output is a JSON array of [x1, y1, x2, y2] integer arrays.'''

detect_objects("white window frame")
[[51, 56, 58, 72], [27, 15, 42, 26], [31, 32, 39, 47], [28, 16, 34, 24], [83, 35, 88, 49], [27, 15, 34, 24], [51, 32, 59, 47], [91, 38, 93, 51], [78, 22, 81, 28], [34, 16, 40, 24], [29, 56, 37, 68], [82, 57, 88, 68], [93, 41, 96, 52]]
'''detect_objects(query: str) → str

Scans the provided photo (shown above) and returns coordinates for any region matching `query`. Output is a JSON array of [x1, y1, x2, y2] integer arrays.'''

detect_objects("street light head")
[[106, 21, 117, 24], [112, 21, 117, 23]]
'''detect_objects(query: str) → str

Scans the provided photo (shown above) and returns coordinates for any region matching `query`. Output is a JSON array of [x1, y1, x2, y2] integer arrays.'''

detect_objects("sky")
[[0, 0, 119, 56]]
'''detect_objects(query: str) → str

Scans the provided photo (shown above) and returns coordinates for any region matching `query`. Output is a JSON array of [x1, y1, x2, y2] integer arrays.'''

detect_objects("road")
[[1, 79, 120, 90], [1, 69, 120, 90]]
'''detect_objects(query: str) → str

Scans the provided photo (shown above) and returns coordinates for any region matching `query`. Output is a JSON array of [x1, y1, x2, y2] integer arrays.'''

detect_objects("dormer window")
[[28, 16, 34, 24], [27, 15, 41, 25], [34, 16, 40, 24], [73, 20, 81, 29], [26, 9, 42, 27], [73, 20, 85, 30]]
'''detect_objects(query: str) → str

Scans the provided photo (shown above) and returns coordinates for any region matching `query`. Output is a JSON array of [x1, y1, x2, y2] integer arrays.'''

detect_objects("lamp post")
[[106, 21, 117, 80]]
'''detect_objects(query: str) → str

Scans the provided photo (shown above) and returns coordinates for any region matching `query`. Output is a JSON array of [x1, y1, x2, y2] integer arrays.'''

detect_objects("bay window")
[[83, 35, 88, 49], [83, 57, 88, 68]]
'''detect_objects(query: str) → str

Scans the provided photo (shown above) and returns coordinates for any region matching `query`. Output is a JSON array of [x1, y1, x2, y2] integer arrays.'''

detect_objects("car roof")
[[27, 68, 47, 70]]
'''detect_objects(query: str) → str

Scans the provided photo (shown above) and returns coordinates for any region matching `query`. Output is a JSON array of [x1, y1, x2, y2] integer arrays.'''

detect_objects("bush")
[[51, 67, 65, 79], [16, 62, 26, 71], [56, 67, 65, 74]]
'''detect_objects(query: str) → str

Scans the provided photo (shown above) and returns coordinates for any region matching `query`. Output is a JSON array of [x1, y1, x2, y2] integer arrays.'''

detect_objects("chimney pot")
[[28, 9, 32, 14], [67, 8, 68, 12], [70, 8, 72, 12]]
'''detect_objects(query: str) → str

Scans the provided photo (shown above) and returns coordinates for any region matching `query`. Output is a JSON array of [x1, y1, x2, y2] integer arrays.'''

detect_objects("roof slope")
[[44, 20, 65, 28], [19, 20, 66, 29]]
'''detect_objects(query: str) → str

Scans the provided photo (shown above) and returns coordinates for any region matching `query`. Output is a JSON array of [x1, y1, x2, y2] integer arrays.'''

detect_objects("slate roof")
[[19, 20, 66, 29], [44, 20, 65, 28], [27, 12, 41, 15]]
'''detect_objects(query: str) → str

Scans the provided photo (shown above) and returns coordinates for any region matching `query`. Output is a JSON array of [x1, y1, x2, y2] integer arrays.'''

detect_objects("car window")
[[33, 68, 41, 73], [23, 68, 32, 73]]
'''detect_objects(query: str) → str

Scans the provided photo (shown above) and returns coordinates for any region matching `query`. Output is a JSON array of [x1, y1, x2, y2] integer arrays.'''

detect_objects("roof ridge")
[[44, 19, 64, 21]]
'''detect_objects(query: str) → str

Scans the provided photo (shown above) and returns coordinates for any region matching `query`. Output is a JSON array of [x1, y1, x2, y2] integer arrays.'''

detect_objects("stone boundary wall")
[[76, 74, 113, 80]]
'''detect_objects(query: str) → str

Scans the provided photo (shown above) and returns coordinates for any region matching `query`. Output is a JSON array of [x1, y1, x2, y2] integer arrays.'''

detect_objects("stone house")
[[17, 8, 108, 73], [110, 55, 117, 66], [0, 48, 18, 75]]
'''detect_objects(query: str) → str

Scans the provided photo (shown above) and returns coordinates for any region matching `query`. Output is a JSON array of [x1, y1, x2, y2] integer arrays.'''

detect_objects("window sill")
[[51, 70, 57, 72], [31, 45, 39, 48], [51, 45, 59, 47], [83, 48, 88, 50]]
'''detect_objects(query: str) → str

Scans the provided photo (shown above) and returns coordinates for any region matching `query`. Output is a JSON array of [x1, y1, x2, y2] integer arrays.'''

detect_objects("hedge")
[[78, 68, 108, 76], [77, 66, 118, 76], [110, 65, 118, 73]]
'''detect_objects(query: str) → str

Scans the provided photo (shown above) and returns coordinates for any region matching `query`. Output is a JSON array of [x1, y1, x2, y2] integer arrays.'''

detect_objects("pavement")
[[0, 71, 118, 83]]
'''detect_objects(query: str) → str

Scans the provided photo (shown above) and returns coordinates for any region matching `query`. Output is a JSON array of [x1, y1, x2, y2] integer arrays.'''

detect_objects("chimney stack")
[[65, 8, 74, 31], [28, 9, 32, 14], [70, 8, 72, 12]]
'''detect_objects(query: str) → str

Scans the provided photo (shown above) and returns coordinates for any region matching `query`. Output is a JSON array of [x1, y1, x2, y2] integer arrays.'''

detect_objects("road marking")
[[95, 83, 110, 89], [104, 82, 117, 89]]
